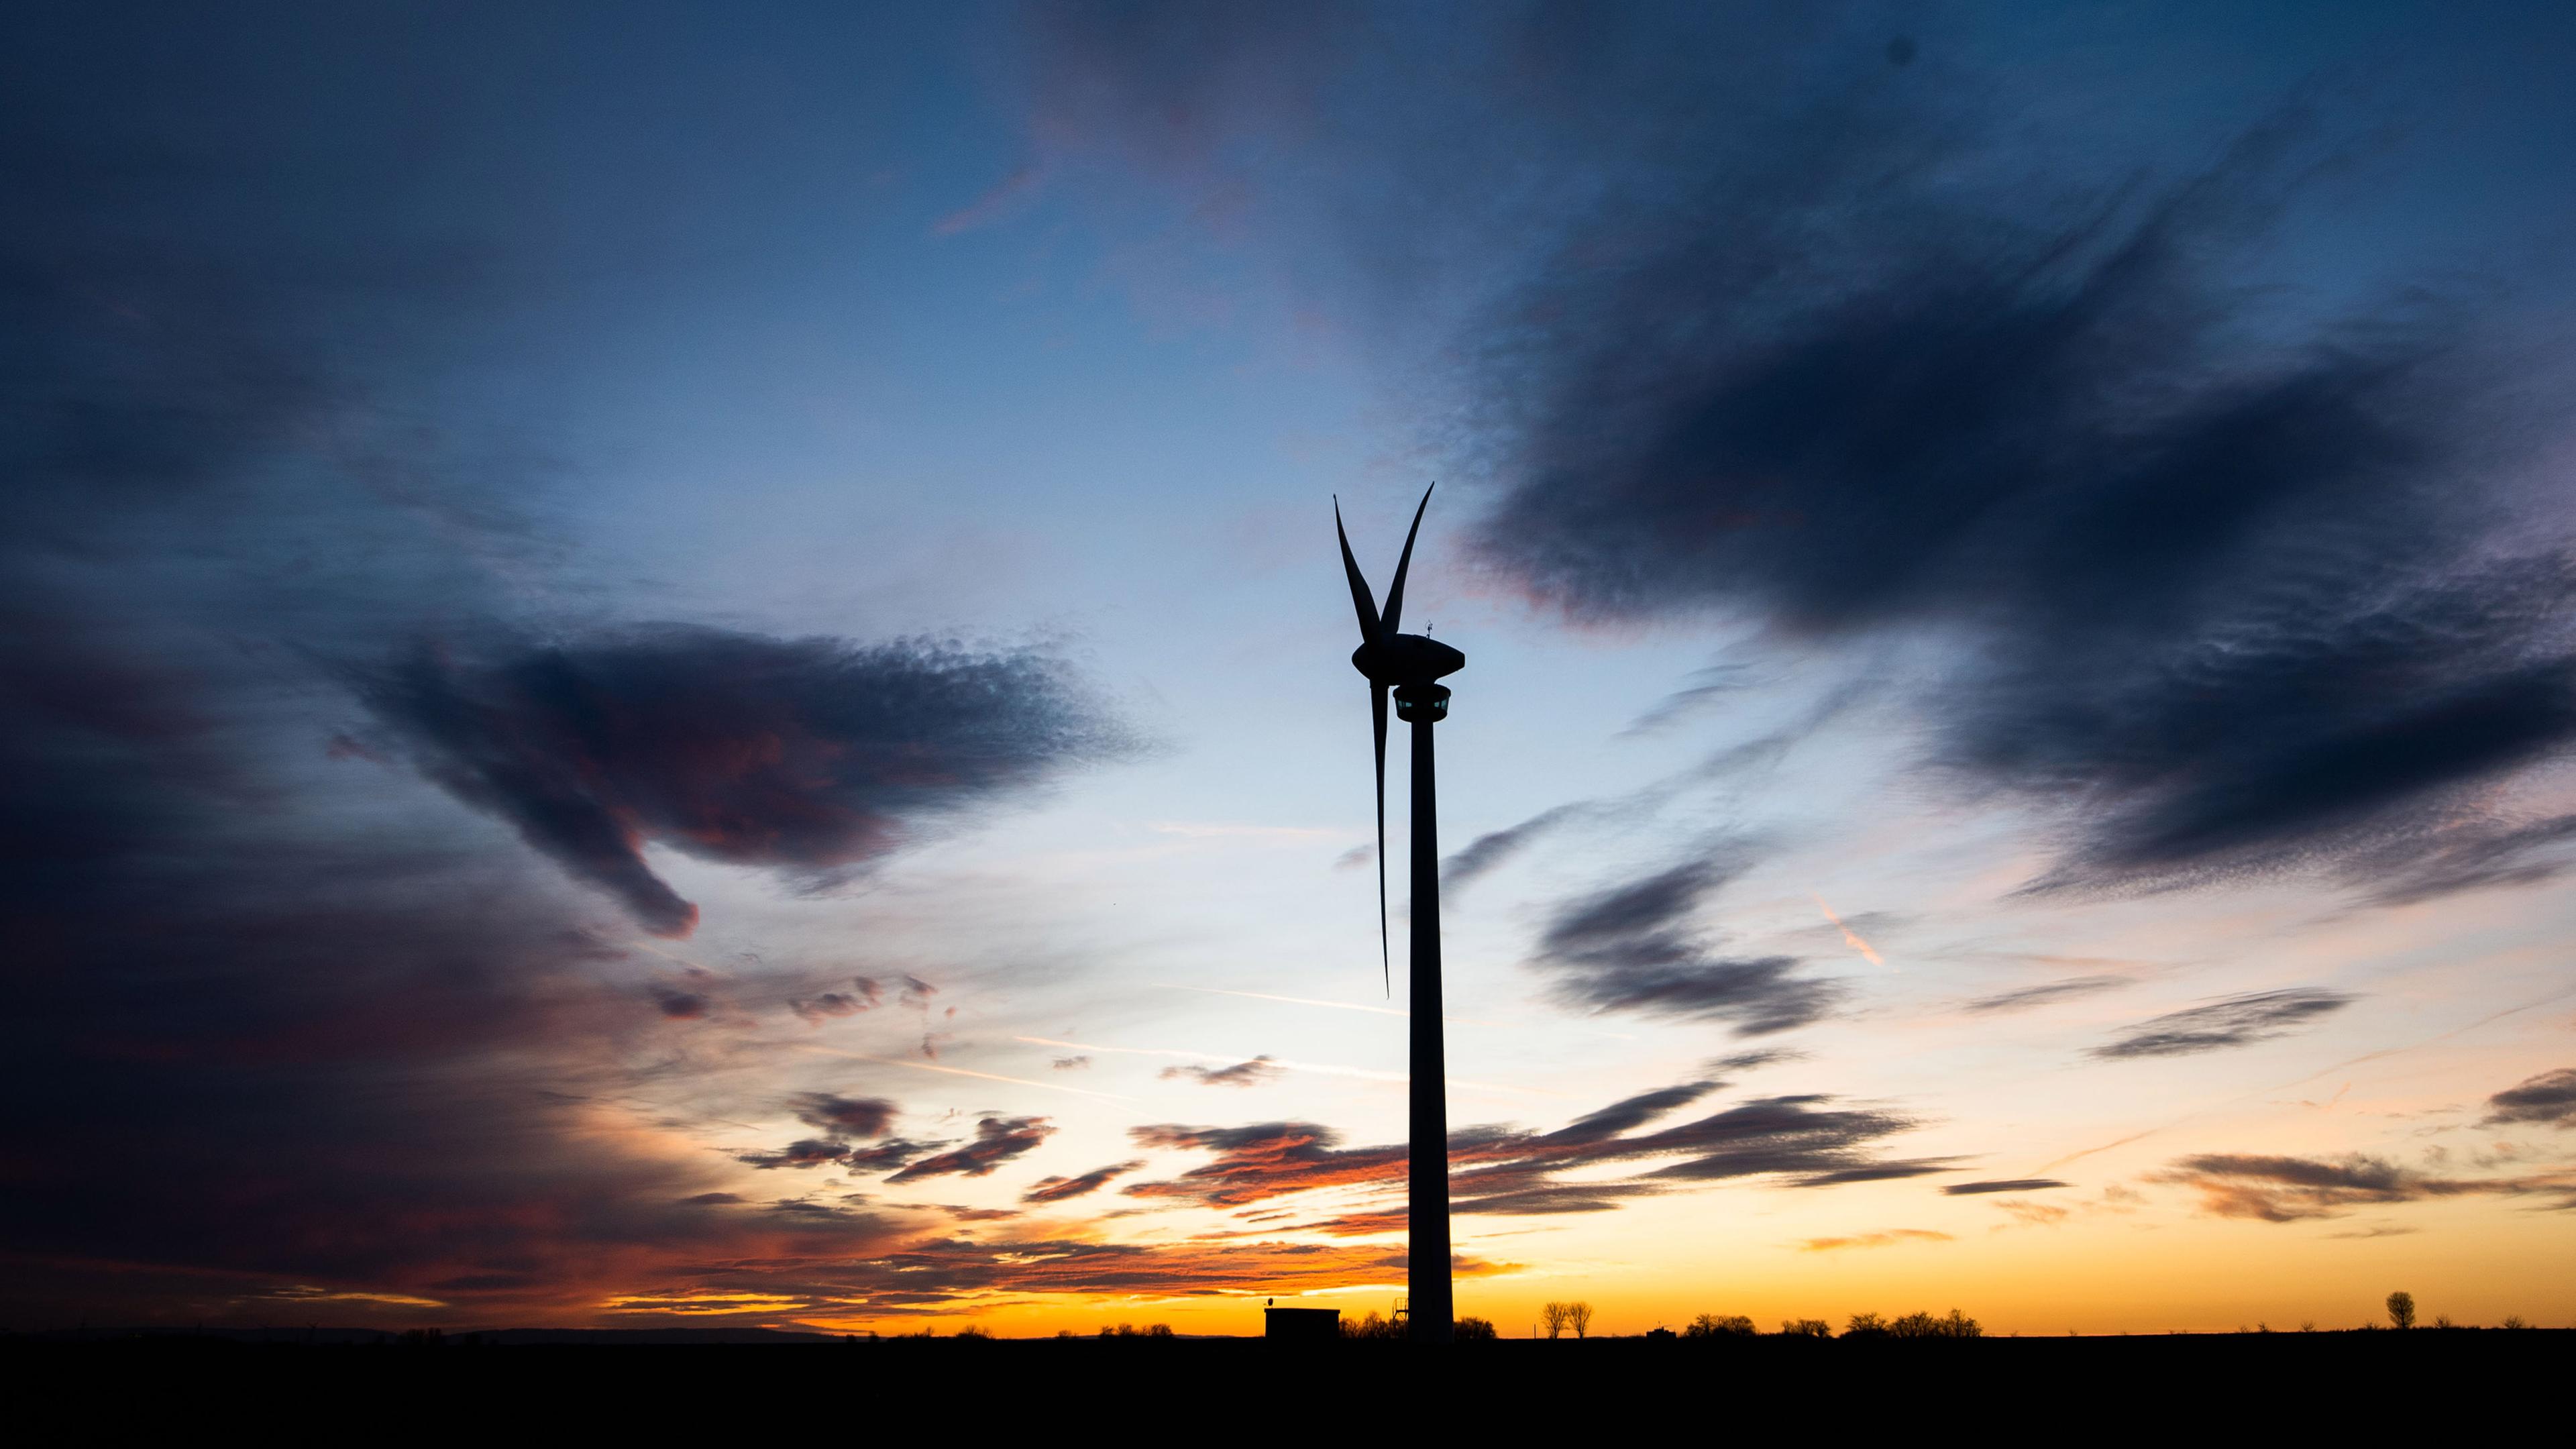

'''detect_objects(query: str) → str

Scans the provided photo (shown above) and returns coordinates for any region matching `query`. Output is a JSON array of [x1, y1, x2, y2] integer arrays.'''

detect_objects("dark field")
[[7, 1328, 2564, 1426]]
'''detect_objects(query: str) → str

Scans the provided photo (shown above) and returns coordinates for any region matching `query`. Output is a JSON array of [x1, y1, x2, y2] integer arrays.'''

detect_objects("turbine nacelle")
[[1350, 632, 1466, 690]]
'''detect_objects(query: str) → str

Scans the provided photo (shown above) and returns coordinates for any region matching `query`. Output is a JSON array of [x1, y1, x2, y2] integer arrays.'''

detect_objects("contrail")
[[794, 1043, 1132, 1103], [1012, 1034, 1560, 1098], [1163, 984, 1409, 1017], [1159, 983, 1579, 1034], [1811, 894, 1886, 967]]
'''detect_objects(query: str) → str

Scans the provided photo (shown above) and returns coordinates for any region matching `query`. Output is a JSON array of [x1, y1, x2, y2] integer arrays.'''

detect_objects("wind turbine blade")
[[1373, 680, 1390, 996], [1380, 483, 1434, 636], [1334, 497, 1383, 642]]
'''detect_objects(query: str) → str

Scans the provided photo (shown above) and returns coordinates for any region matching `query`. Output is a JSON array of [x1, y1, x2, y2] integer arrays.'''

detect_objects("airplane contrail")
[[1811, 894, 1886, 967], [794, 1043, 1132, 1103], [1013, 1034, 1560, 1098], [1159, 983, 1616, 1036]]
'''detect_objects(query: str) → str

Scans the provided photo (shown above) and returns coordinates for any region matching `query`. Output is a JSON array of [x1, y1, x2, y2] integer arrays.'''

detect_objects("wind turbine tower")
[[1334, 485, 1464, 1344]]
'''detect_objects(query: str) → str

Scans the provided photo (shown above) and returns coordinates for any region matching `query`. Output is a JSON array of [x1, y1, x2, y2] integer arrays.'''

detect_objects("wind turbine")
[[1334, 483, 1463, 1344]]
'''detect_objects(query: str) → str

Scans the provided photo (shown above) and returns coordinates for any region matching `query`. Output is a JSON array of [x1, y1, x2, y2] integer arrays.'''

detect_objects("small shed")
[[1263, 1306, 1341, 1342]]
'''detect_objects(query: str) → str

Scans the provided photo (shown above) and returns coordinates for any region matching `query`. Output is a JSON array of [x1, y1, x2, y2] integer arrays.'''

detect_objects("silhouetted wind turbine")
[[1334, 484, 1463, 1344]]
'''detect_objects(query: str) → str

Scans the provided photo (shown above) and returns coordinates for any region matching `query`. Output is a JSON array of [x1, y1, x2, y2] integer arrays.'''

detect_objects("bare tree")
[[1540, 1301, 1569, 1339], [2385, 1291, 2416, 1330], [1567, 1301, 1593, 1339]]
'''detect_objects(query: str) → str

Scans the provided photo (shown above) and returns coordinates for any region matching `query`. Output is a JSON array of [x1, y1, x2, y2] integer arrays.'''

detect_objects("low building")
[[1264, 1307, 1341, 1342]]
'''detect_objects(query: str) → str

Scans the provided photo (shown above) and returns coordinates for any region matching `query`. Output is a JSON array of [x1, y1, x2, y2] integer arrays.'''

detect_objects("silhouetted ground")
[[6, 1325, 2566, 1427]]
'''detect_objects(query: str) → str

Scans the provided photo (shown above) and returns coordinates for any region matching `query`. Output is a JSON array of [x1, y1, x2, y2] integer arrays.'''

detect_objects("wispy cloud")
[[2156, 1152, 2575, 1222], [1963, 976, 2129, 1015], [2093, 990, 2353, 1059], [1798, 1229, 1951, 1252], [1022, 1160, 1148, 1204]]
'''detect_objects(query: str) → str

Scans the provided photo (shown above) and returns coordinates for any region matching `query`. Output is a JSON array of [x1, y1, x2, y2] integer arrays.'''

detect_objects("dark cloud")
[[680, 1193, 745, 1206], [1160, 1055, 1285, 1088], [1943, 1179, 2070, 1195], [883, 1116, 1056, 1183], [1051, 1055, 1092, 1071], [1020, 0, 2576, 913], [651, 986, 711, 1019], [2092, 989, 2353, 1060], [1022, 1159, 1148, 1204], [1532, 860, 1842, 1033], [845, 1138, 944, 1173], [738, 1138, 853, 1171], [737, 1094, 901, 1169], [1962, 976, 2129, 1015], [792, 981, 882, 1024], [2484, 1068, 2576, 1128], [2157, 1152, 2567, 1222], [1467, 105, 2576, 901], [1125, 1083, 1929, 1215], [791, 1093, 896, 1140], [359, 629, 1132, 936]]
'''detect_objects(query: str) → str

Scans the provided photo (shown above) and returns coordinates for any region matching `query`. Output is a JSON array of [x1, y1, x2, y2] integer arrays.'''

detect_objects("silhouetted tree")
[[1540, 1301, 1570, 1339], [1342, 1309, 1402, 1340], [1887, 1309, 1982, 1338], [2502, 1315, 2528, 1330], [1567, 1301, 1594, 1338], [1778, 1318, 1832, 1338], [1454, 1316, 1497, 1340], [2385, 1292, 2416, 1330], [1146, 1324, 1175, 1338], [1683, 1313, 1755, 1338], [1843, 1312, 1888, 1338]]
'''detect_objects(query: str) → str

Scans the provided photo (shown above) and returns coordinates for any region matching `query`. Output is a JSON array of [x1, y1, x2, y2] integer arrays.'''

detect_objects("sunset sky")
[[8, 1, 2576, 1338]]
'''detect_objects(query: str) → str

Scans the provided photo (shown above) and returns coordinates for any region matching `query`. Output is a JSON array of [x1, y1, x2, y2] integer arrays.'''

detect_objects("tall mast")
[[1397, 681, 1453, 1342]]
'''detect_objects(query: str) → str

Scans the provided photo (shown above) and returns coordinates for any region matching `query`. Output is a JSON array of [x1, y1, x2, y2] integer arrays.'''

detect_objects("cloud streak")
[[883, 1116, 1056, 1184], [2092, 989, 2353, 1060], [1123, 1079, 1939, 1220], [2484, 1067, 2576, 1128], [2157, 1152, 2575, 1222]]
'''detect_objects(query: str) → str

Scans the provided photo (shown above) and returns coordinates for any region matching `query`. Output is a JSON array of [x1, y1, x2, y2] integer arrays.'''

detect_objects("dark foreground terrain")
[[5, 1328, 2564, 1428]]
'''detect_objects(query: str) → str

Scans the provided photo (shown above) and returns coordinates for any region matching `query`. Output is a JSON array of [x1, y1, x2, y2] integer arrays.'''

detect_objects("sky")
[[6, 0, 2575, 1337]]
